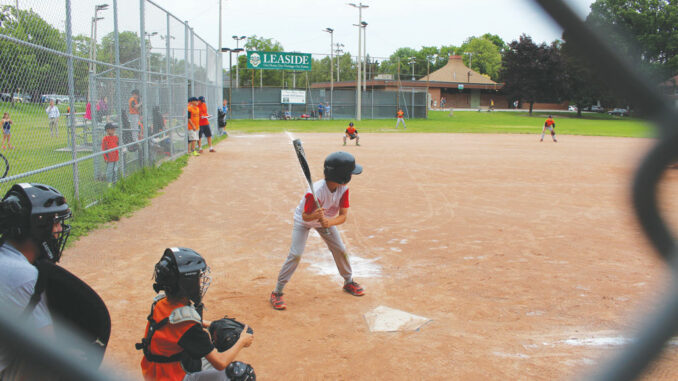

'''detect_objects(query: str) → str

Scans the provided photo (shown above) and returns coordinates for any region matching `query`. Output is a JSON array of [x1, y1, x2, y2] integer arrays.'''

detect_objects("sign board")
[[458, 84, 464, 90], [247, 51, 312, 71], [281, 89, 306, 104]]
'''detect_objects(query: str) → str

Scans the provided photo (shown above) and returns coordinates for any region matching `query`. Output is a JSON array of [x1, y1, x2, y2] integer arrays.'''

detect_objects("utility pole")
[[324, 28, 334, 119], [232, 35, 246, 88], [409, 56, 415, 118], [348, 2, 368, 120], [361, 21, 367, 92]]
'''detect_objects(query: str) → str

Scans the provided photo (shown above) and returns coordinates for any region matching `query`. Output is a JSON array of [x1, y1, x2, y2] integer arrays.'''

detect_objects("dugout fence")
[[0, 0, 222, 206], [0, 0, 677, 380]]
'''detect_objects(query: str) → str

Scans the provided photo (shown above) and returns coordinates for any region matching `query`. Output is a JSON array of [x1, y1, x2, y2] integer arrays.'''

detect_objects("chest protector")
[[137, 295, 202, 380]]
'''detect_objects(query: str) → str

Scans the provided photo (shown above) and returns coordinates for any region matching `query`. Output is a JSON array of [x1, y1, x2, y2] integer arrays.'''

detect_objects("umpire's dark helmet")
[[153, 248, 211, 308], [0, 183, 71, 263], [324, 151, 363, 185]]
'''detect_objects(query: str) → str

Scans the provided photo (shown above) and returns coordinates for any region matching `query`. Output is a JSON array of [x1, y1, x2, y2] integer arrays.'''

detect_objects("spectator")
[[128, 89, 142, 139], [441, 97, 447, 108], [324, 103, 331, 119], [490, 98, 495, 111], [217, 99, 228, 136], [46, 100, 60, 138], [197, 96, 214, 153], [101, 123, 119, 185], [137, 248, 254, 380], [187, 97, 200, 156], [317, 102, 324, 119], [2, 112, 13, 149], [96, 96, 110, 123], [84, 102, 92, 121]]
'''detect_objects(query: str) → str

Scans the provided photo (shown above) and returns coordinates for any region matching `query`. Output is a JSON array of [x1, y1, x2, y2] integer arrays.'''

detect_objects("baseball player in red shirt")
[[540, 115, 558, 142], [343, 122, 360, 146]]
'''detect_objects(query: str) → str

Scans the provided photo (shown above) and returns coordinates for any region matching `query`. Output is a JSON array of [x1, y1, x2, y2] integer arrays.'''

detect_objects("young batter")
[[270, 152, 364, 310], [540, 115, 558, 142]]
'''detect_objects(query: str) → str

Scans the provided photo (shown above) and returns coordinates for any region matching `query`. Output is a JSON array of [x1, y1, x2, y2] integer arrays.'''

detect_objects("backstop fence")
[[0, 0, 222, 206]]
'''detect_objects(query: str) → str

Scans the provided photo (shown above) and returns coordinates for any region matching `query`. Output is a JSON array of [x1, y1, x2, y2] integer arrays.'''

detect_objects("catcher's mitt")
[[209, 317, 253, 352]]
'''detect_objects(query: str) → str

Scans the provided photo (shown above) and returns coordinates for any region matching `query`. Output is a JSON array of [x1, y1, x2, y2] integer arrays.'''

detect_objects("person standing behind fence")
[[102, 123, 119, 186], [187, 97, 200, 157], [217, 99, 228, 137], [318, 102, 324, 120], [2, 112, 13, 150], [197, 96, 214, 153], [395, 109, 406, 129], [46, 100, 60, 138], [129, 89, 142, 140], [96, 96, 110, 123]]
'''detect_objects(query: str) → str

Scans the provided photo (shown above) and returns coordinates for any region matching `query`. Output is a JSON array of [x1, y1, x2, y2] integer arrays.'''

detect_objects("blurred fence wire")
[[0, 0, 222, 205]]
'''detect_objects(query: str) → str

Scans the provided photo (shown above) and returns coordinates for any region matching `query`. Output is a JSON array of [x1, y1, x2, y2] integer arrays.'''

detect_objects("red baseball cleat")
[[270, 292, 286, 310], [343, 281, 365, 296]]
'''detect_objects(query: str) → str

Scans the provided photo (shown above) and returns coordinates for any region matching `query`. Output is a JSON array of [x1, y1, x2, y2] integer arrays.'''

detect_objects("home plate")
[[364, 305, 431, 332]]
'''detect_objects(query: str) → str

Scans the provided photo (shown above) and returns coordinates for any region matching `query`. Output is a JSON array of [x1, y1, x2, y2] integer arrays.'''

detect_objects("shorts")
[[544, 125, 554, 132], [348, 134, 356, 140], [3, 129, 10, 136], [188, 129, 199, 141], [199, 124, 212, 138]]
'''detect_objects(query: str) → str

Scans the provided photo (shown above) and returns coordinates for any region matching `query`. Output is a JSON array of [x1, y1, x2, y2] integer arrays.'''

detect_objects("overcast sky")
[[54, 0, 595, 63]]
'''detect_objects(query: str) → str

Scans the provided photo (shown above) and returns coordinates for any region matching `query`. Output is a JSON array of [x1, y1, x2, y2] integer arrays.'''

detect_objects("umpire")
[[0, 183, 110, 379]]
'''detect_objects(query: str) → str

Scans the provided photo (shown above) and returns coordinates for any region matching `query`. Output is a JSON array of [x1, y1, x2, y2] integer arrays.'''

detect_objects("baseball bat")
[[292, 139, 330, 235]]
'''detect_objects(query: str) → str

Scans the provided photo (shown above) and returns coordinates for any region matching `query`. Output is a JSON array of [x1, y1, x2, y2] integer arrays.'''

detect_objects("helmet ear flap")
[[0, 192, 29, 239]]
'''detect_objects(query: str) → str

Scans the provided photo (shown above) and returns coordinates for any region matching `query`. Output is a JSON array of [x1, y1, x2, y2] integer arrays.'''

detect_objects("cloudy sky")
[[46, 0, 595, 62]]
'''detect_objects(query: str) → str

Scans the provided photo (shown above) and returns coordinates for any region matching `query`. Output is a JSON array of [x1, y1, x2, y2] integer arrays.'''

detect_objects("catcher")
[[137, 247, 254, 381]]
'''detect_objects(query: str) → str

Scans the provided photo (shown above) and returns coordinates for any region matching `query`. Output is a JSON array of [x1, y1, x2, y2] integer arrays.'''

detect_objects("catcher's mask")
[[0, 183, 71, 263], [323, 151, 363, 185], [153, 247, 211, 307]]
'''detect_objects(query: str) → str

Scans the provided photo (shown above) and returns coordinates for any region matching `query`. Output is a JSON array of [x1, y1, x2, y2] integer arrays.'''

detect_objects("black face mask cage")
[[37, 210, 72, 263]]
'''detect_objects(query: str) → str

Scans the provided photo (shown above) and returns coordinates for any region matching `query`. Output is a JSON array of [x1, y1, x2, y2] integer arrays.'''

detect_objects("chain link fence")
[[0, 0, 222, 206]]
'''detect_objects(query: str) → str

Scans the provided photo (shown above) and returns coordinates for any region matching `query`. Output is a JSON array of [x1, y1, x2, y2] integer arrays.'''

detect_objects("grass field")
[[227, 110, 654, 137]]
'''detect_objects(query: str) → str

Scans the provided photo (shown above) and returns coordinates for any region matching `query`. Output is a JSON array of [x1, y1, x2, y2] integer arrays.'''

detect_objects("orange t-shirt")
[[187, 104, 200, 130], [545, 118, 555, 127], [198, 102, 209, 126], [397, 110, 404, 118], [346, 126, 357, 135], [129, 97, 140, 114]]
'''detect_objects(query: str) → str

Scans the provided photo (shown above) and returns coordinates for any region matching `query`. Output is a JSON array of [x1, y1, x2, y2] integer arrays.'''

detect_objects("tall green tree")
[[586, 0, 678, 79], [460, 36, 502, 80], [500, 35, 567, 114]]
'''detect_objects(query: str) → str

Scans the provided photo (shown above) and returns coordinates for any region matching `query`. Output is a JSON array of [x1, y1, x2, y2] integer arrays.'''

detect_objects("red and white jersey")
[[293, 179, 349, 228]]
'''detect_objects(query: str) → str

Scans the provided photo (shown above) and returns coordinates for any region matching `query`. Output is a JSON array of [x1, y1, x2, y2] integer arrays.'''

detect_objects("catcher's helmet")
[[153, 248, 211, 308], [0, 183, 71, 262], [324, 151, 363, 184]]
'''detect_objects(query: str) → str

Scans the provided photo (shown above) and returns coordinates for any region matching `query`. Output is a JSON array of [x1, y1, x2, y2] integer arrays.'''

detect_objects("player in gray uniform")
[[270, 152, 364, 310]]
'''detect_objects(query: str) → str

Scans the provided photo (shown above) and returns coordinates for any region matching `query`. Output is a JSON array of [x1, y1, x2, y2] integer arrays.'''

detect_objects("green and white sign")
[[247, 51, 312, 71]]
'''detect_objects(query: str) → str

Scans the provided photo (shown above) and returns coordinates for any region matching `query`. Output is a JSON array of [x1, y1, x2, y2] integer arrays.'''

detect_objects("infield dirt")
[[62, 132, 678, 380]]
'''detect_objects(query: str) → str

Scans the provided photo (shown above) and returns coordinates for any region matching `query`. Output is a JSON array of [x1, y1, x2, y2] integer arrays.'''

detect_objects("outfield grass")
[[227, 110, 654, 138]]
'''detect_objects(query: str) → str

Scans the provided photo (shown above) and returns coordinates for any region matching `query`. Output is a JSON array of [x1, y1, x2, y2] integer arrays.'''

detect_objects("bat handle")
[[311, 193, 331, 236]]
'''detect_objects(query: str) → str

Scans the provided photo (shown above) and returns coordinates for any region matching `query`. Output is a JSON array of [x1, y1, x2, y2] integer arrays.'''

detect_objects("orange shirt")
[[545, 118, 555, 127], [101, 135, 119, 162], [187, 104, 200, 131], [198, 102, 209, 126], [140, 298, 197, 381], [129, 97, 140, 114], [346, 126, 357, 135], [397, 110, 404, 118]]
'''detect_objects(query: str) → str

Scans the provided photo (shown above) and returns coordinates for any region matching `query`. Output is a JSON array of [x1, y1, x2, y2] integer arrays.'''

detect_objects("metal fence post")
[[140, 0, 150, 167], [166, 13, 173, 157], [65, 0, 79, 201], [90, 72, 101, 181], [190, 27, 195, 98], [184, 21, 189, 154], [113, 0, 124, 178]]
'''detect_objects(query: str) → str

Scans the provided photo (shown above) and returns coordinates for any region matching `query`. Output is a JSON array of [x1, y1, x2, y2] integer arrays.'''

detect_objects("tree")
[[98, 31, 142, 73], [460, 36, 502, 80], [239, 35, 284, 87], [586, 0, 678, 79], [500, 35, 567, 115]]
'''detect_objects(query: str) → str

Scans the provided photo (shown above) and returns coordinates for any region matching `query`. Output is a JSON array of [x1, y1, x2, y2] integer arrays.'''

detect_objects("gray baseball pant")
[[274, 222, 353, 293]]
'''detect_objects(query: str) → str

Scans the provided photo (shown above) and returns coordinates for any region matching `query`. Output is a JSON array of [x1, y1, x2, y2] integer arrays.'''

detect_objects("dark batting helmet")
[[0, 183, 71, 263], [153, 247, 211, 310], [198, 96, 205, 102], [349, 122, 354, 127], [324, 151, 363, 184]]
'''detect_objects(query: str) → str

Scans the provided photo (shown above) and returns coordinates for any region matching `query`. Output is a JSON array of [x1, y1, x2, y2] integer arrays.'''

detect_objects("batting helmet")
[[153, 247, 211, 309], [324, 151, 363, 184], [349, 122, 354, 127], [0, 183, 71, 263], [198, 96, 205, 102]]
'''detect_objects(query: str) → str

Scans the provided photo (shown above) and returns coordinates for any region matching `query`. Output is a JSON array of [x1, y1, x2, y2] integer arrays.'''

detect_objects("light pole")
[[464, 51, 473, 71], [348, 2, 368, 121], [335, 43, 344, 81], [144, 31, 158, 73], [221, 47, 243, 116], [361, 21, 367, 92], [409, 56, 416, 118], [324, 27, 334, 119], [232, 35, 246, 88], [88, 3, 108, 101]]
